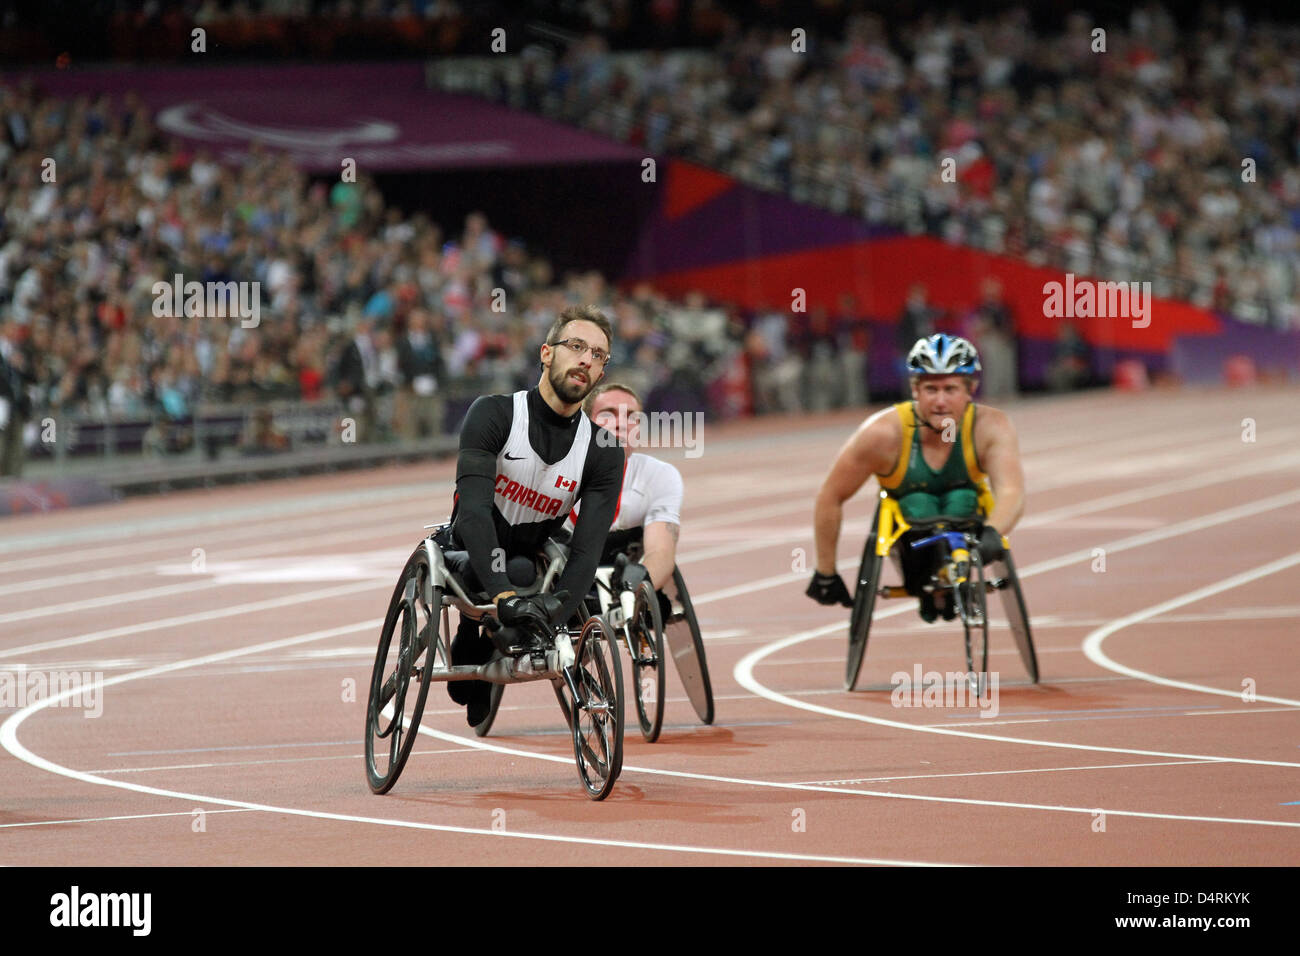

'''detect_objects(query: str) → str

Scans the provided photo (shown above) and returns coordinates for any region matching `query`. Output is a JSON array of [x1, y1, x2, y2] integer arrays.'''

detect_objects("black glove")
[[498, 591, 567, 633], [613, 553, 650, 593], [977, 526, 1005, 564], [806, 571, 853, 607]]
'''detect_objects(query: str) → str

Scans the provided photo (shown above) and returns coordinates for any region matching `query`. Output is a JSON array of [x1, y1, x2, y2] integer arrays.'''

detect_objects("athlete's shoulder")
[[465, 393, 514, 422], [971, 402, 1019, 455], [585, 428, 625, 475], [459, 393, 514, 452], [629, 451, 682, 483], [858, 402, 904, 443], [972, 402, 1015, 434]]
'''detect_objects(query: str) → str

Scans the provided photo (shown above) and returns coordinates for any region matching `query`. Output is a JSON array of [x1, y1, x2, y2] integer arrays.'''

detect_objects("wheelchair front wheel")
[[957, 553, 990, 697], [473, 681, 505, 738], [558, 616, 625, 800]]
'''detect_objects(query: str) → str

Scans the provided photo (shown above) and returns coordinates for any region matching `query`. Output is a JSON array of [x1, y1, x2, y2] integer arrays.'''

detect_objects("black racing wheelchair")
[[845, 491, 1038, 693], [476, 532, 714, 744], [364, 527, 625, 800]]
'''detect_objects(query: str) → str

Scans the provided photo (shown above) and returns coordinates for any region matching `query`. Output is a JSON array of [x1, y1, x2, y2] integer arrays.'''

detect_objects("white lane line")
[[84, 748, 470, 774], [0, 580, 385, 660], [2, 464, 824, 595], [679, 447, 1300, 578], [416, 724, 1300, 829], [697, 486, 1300, 610], [793, 759, 1221, 785], [0, 621, 953, 867], [934, 706, 1300, 727], [4, 599, 1295, 852], [1081, 552, 1300, 706], [0, 521, 409, 599], [0, 579, 232, 626], [11, 430, 1293, 648], [0, 808, 259, 830], [0, 479, 452, 555], [733, 489, 1300, 770], [110, 740, 359, 756], [0, 490, 439, 579], [734, 630, 1300, 769]]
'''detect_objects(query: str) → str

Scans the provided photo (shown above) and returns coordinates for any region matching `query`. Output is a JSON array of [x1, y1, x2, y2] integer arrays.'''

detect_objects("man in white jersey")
[[569, 382, 682, 597]]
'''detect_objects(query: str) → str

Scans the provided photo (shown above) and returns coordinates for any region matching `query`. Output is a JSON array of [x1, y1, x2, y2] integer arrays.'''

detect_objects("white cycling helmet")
[[906, 334, 982, 376]]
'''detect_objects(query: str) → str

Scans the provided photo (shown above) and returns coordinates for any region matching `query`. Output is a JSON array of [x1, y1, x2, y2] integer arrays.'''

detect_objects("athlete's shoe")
[[918, 593, 938, 623]]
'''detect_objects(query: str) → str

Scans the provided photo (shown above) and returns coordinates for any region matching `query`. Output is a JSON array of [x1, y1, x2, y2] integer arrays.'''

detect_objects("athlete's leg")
[[897, 494, 945, 622], [443, 552, 535, 726]]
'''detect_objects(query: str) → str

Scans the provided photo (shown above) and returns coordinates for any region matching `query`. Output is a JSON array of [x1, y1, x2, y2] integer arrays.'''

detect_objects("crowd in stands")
[[18, 1, 1270, 470], [476, 4, 1300, 331]]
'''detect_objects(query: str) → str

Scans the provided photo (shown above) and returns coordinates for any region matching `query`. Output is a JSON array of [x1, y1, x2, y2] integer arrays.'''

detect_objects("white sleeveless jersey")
[[570, 451, 683, 531], [493, 390, 592, 525]]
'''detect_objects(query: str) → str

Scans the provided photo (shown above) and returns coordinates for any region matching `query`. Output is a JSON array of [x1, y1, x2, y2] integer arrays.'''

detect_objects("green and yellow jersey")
[[878, 401, 992, 521]]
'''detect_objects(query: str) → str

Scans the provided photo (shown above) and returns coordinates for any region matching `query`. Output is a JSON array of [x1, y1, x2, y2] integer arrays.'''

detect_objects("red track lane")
[[2, 387, 1298, 866]]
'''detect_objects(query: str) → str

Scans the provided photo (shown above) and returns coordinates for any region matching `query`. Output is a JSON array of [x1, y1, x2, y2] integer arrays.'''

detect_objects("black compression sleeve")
[[454, 395, 513, 598], [554, 440, 624, 621]]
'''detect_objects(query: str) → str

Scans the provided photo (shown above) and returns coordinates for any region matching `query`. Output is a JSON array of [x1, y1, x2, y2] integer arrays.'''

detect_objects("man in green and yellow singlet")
[[806, 334, 1026, 622]]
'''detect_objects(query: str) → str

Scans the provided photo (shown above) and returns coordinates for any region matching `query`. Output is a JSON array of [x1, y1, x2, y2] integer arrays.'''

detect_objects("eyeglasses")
[[551, 338, 611, 366]]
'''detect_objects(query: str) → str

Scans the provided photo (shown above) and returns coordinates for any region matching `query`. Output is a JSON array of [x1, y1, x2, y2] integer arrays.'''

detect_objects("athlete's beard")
[[549, 362, 594, 404]]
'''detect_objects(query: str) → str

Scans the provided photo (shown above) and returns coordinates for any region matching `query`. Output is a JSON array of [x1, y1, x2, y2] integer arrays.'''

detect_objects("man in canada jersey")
[[441, 305, 624, 726], [569, 382, 683, 597], [807, 334, 1026, 622]]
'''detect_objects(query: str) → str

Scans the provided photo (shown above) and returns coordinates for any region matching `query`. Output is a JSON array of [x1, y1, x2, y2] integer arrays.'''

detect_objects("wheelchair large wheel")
[[557, 616, 625, 800], [992, 552, 1039, 682], [662, 568, 714, 724], [956, 552, 990, 697], [627, 579, 666, 743], [846, 509, 883, 692], [365, 547, 440, 794], [472, 681, 505, 738]]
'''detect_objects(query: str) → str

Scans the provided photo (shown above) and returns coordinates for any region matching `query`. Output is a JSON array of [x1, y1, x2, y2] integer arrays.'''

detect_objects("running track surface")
[[2, 387, 1297, 866]]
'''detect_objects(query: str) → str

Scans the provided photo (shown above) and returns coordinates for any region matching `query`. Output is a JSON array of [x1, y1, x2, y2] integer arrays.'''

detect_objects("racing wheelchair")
[[845, 490, 1038, 693], [585, 549, 714, 742], [477, 539, 715, 744], [363, 527, 625, 800]]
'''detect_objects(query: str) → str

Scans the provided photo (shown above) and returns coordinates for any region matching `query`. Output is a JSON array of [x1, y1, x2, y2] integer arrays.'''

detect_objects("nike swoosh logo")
[[504, 453, 524, 460]]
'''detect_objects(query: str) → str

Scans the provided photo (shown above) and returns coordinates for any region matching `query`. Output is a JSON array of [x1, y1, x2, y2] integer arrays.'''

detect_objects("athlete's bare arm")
[[973, 405, 1025, 536], [641, 520, 678, 591], [812, 409, 900, 575]]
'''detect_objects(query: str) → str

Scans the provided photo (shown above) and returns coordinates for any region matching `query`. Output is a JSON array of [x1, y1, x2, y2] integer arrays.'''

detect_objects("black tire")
[[627, 579, 666, 742], [365, 547, 440, 794], [994, 552, 1039, 682], [958, 551, 990, 697], [846, 507, 884, 692], [662, 568, 714, 724], [473, 681, 505, 738], [558, 616, 625, 800]]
